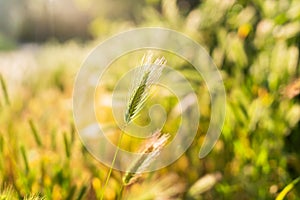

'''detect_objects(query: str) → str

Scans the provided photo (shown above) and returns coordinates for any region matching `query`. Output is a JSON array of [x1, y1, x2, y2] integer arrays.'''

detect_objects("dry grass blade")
[[124, 52, 166, 124], [122, 131, 170, 185]]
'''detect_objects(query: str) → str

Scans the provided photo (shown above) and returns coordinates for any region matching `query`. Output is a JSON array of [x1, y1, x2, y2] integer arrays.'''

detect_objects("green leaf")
[[276, 176, 300, 200]]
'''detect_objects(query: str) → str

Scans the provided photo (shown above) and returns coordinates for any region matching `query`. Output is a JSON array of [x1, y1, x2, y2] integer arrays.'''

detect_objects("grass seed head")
[[124, 52, 167, 124], [122, 131, 170, 185]]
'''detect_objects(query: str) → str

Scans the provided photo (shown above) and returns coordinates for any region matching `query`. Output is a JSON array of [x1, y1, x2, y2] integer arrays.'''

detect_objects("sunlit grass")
[[0, 0, 300, 199]]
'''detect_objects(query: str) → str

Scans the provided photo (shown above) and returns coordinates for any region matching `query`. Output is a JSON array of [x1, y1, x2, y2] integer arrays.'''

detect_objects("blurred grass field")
[[1, 0, 300, 199]]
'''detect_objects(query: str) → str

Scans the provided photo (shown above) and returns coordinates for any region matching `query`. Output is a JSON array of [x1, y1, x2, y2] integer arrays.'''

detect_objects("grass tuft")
[[101, 52, 167, 200]]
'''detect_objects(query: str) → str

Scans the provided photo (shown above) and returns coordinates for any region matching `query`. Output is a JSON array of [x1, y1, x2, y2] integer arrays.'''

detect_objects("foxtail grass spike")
[[122, 131, 169, 185], [124, 52, 166, 124]]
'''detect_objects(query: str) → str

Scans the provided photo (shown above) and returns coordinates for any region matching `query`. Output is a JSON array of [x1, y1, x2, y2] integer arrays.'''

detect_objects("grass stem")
[[100, 129, 125, 200], [29, 120, 42, 147]]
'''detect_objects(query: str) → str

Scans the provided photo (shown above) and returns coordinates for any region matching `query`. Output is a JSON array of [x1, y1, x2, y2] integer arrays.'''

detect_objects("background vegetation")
[[0, 0, 300, 199]]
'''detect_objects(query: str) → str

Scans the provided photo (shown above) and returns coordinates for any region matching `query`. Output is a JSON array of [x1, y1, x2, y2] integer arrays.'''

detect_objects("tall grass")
[[101, 52, 168, 200], [0, 0, 300, 198]]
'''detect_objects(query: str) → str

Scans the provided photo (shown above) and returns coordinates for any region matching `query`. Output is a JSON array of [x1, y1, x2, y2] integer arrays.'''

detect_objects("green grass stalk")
[[0, 74, 10, 106], [29, 120, 42, 147]]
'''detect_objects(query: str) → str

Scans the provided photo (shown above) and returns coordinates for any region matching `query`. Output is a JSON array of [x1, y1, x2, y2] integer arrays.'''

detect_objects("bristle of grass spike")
[[122, 132, 169, 185], [29, 120, 42, 147], [124, 52, 166, 124], [20, 145, 30, 173], [0, 74, 10, 105]]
